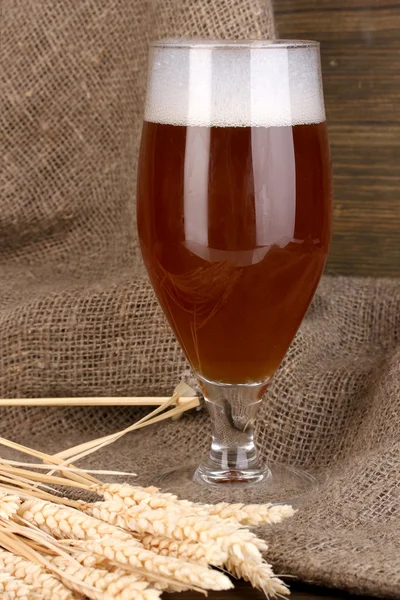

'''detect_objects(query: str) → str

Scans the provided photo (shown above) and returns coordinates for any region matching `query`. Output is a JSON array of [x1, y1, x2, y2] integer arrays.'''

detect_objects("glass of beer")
[[137, 39, 332, 495]]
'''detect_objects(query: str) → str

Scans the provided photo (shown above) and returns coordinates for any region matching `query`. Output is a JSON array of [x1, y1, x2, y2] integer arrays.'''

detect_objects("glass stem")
[[194, 378, 270, 485]]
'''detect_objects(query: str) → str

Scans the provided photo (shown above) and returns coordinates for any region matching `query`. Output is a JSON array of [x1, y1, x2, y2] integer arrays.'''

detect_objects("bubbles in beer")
[[145, 39, 326, 128]]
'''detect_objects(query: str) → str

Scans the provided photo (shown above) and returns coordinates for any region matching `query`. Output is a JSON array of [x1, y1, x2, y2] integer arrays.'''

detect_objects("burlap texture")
[[1, 1, 399, 599]]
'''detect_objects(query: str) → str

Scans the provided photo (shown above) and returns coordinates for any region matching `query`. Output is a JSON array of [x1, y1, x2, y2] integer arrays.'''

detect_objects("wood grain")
[[275, 0, 400, 276], [168, 580, 375, 599]]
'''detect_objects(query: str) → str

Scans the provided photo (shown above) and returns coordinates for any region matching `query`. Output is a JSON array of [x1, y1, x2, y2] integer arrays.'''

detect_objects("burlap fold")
[[1, 1, 399, 598]]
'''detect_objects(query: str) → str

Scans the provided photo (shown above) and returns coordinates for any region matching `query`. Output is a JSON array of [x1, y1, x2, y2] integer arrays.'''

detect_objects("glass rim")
[[150, 38, 320, 50]]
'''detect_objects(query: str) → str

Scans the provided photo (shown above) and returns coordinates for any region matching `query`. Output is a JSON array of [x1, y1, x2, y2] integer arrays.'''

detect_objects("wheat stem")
[[53, 383, 196, 465]]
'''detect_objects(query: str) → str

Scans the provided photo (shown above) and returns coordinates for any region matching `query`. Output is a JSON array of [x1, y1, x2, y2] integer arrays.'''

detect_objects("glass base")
[[194, 461, 269, 486], [137, 378, 318, 506], [142, 462, 317, 506]]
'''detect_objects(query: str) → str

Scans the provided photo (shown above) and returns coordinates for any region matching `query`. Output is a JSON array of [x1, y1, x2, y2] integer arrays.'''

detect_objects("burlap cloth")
[[1, 1, 400, 598]]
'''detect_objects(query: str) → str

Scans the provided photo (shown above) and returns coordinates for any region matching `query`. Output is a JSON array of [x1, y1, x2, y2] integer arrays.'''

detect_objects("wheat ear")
[[84, 500, 267, 561], [139, 533, 227, 565], [0, 571, 38, 599], [69, 550, 193, 595], [0, 549, 73, 600], [50, 555, 161, 600], [94, 484, 191, 509], [17, 499, 138, 543], [0, 494, 21, 521], [80, 537, 233, 592], [226, 556, 290, 597], [208, 502, 295, 525], [94, 483, 294, 525]]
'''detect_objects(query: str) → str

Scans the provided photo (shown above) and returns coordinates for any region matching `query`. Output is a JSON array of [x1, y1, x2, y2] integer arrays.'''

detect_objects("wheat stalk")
[[0, 385, 294, 598], [0, 383, 196, 485], [0, 397, 199, 408], [0, 437, 98, 487], [52, 382, 197, 466]]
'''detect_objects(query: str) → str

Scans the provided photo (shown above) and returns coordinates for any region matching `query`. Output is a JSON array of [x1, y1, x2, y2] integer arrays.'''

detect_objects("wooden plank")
[[167, 580, 375, 599], [275, 0, 400, 276]]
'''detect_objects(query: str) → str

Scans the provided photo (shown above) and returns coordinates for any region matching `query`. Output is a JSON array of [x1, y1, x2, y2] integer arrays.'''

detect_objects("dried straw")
[[0, 389, 292, 599]]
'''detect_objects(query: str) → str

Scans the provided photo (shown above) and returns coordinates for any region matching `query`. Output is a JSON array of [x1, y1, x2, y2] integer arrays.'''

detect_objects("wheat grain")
[[71, 550, 190, 595], [94, 484, 190, 511], [85, 500, 268, 562], [226, 556, 289, 598], [139, 533, 227, 566], [15, 476, 288, 599], [84, 499, 268, 571], [0, 493, 21, 520], [87, 500, 241, 541], [50, 555, 161, 600], [208, 502, 295, 526], [94, 483, 294, 525], [0, 549, 73, 600], [18, 499, 138, 543], [0, 416, 294, 598], [80, 537, 233, 592], [70, 550, 102, 569], [73, 551, 167, 593], [0, 571, 38, 599]]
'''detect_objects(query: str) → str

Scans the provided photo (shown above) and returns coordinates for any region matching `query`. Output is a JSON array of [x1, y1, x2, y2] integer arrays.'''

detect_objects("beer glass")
[[137, 39, 332, 494]]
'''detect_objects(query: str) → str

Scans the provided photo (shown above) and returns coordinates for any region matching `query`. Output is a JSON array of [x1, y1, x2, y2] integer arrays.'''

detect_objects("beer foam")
[[145, 40, 326, 128]]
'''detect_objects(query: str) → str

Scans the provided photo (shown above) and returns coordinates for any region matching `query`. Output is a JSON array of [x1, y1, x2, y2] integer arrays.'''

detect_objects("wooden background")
[[275, 0, 400, 277]]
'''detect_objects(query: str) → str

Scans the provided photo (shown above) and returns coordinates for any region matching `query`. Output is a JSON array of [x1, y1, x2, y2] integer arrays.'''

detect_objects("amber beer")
[[137, 43, 332, 385]]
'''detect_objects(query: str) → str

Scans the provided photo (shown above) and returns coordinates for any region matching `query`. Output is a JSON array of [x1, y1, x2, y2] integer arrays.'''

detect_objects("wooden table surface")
[[169, 580, 374, 599]]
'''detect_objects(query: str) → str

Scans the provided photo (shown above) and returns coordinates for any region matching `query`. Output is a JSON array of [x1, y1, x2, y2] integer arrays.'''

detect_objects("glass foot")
[[140, 462, 317, 506], [194, 461, 269, 486], [137, 379, 318, 506]]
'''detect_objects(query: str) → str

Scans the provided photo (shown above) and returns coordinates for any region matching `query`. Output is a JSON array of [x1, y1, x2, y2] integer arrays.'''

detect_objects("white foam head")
[[145, 39, 326, 128]]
